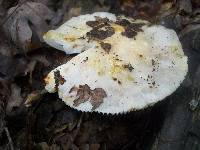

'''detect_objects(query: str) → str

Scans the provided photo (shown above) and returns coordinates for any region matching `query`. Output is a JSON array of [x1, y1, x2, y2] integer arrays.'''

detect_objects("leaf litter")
[[0, 0, 200, 150]]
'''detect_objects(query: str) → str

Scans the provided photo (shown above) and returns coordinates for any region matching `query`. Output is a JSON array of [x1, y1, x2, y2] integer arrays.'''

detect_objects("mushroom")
[[43, 12, 188, 114]]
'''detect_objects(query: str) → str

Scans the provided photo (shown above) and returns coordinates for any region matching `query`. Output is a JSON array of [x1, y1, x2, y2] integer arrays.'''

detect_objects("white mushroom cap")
[[43, 12, 116, 54], [44, 12, 188, 114]]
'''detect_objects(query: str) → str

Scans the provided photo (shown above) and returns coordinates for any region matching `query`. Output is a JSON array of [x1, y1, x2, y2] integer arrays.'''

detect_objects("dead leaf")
[[0, 1, 5, 20], [0, 54, 28, 80], [89, 144, 100, 150], [6, 84, 23, 114], [79, 144, 89, 150], [192, 0, 200, 8], [30, 55, 50, 67], [0, 78, 9, 136], [63, 0, 110, 22], [177, 0, 192, 14], [180, 24, 200, 52], [26, 60, 37, 84], [193, 65, 200, 88], [25, 89, 46, 107], [3, 2, 55, 53], [27, 0, 55, 7], [48, 109, 79, 134], [33, 142, 60, 150], [0, 31, 18, 56]]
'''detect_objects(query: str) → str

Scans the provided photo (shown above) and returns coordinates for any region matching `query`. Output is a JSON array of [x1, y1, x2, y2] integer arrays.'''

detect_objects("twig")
[[4, 127, 14, 150]]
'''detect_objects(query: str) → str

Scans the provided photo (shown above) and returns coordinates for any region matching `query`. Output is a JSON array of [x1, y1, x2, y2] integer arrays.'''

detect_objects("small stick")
[[4, 127, 14, 150]]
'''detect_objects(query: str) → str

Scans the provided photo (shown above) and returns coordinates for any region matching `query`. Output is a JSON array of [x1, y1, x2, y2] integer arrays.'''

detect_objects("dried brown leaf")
[[89, 144, 100, 150], [0, 78, 9, 136], [0, 54, 29, 79], [177, 0, 192, 14], [6, 84, 23, 114], [180, 24, 200, 52], [25, 89, 46, 107], [33, 142, 60, 150], [3, 2, 54, 53]]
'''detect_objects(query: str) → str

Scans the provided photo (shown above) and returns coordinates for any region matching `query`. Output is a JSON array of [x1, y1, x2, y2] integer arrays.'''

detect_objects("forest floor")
[[0, 0, 200, 150]]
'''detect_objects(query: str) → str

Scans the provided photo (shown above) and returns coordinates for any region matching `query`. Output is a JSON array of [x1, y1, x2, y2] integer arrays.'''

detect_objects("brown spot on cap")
[[86, 26, 115, 40], [54, 70, 66, 90], [72, 84, 91, 107], [152, 59, 156, 66], [116, 18, 145, 38], [123, 63, 134, 72], [70, 84, 107, 110], [91, 88, 107, 110], [122, 26, 137, 38], [112, 77, 117, 81], [83, 57, 89, 63], [86, 17, 115, 41], [86, 21, 103, 28], [118, 80, 122, 84], [116, 19, 131, 26], [86, 17, 110, 28], [139, 54, 143, 58], [100, 42, 111, 53]]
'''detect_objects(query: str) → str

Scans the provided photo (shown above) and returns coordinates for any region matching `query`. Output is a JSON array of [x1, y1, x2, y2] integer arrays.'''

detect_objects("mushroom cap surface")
[[44, 12, 188, 114]]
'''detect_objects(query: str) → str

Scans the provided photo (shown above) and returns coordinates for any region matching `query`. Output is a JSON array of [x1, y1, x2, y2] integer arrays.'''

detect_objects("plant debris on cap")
[[43, 12, 116, 54], [44, 12, 188, 114]]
